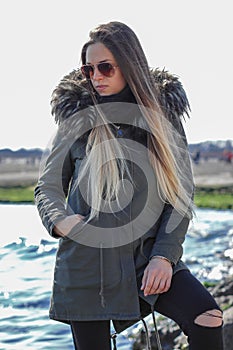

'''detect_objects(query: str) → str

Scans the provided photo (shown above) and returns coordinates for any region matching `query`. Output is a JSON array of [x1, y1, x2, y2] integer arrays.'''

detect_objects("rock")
[[174, 333, 188, 349], [156, 324, 181, 349], [223, 307, 233, 350], [132, 330, 147, 349], [211, 277, 233, 297], [210, 276, 233, 350]]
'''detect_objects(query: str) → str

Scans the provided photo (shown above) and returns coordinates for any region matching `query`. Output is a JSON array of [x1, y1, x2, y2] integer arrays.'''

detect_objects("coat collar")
[[51, 68, 190, 125]]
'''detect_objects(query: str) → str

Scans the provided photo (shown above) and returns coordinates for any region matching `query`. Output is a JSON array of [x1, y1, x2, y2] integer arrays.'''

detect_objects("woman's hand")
[[53, 214, 85, 237], [141, 257, 173, 296]]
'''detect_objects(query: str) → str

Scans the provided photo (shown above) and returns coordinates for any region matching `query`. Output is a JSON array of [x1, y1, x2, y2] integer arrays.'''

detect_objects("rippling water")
[[0, 204, 233, 350]]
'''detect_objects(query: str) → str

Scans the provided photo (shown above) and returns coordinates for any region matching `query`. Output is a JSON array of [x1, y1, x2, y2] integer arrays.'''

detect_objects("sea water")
[[0, 204, 233, 350]]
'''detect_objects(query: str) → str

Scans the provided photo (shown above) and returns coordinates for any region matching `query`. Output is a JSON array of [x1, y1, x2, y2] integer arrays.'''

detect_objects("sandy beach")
[[0, 158, 232, 188], [0, 161, 40, 187], [192, 158, 233, 187]]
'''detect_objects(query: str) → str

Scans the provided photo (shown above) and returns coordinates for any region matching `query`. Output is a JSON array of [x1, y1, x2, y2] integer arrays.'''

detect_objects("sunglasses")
[[81, 62, 118, 79]]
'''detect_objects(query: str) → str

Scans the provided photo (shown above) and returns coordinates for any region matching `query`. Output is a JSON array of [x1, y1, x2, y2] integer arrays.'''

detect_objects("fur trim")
[[51, 69, 92, 124], [151, 68, 190, 122], [51, 68, 190, 124]]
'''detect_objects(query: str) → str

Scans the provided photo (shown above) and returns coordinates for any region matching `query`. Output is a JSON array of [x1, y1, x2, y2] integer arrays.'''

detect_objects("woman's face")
[[85, 42, 126, 96]]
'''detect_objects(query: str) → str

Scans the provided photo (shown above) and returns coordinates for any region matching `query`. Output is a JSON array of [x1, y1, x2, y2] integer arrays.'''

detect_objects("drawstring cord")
[[111, 314, 162, 350], [111, 332, 117, 350], [140, 307, 163, 350], [151, 305, 163, 350], [141, 318, 152, 350], [99, 242, 106, 308], [110, 310, 162, 350]]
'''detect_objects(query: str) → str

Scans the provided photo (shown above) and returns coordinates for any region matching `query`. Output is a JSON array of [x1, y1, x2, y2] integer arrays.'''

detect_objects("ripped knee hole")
[[194, 309, 223, 327]]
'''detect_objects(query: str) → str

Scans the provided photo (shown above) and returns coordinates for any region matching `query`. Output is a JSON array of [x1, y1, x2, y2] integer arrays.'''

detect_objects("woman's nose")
[[92, 67, 103, 80]]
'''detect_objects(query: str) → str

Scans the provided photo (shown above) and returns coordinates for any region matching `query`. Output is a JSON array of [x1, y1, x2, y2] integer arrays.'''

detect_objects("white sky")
[[1, 0, 232, 150]]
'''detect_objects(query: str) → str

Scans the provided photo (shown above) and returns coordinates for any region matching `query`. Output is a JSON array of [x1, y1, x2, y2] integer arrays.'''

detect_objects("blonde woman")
[[35, 22, 223, 350]]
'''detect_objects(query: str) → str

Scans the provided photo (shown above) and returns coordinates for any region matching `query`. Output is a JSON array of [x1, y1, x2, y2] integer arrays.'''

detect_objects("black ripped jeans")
[[70, 270, 224, 350]]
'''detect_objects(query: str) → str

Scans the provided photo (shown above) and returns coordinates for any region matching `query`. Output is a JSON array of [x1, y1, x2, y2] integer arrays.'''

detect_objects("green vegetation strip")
[[194, 192, 232, 210], [194, 186, 233, 210], [0, 186, 232, 209], [0, 186, 35, 203]]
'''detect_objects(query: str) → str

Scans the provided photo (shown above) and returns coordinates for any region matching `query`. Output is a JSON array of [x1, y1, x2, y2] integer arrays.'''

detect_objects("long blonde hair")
[[76, 21, 194, 221]]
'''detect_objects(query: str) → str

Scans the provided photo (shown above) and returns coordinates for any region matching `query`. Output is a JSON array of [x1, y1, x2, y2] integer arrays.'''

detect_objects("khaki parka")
[[34, 68, 193, 333]]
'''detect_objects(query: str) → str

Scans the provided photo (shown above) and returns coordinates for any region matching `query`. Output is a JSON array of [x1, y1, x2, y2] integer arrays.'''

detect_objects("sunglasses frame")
[[81, 62, 119, 79]]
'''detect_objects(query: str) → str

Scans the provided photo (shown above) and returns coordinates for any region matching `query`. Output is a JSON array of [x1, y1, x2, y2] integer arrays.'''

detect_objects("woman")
[[35, 21, 223, 350]]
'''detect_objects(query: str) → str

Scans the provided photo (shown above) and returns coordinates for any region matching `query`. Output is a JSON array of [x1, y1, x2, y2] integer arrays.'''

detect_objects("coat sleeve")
[[149, 112, 194, 266], [149, 204, 190, 265], [34, 131, 74, 238]]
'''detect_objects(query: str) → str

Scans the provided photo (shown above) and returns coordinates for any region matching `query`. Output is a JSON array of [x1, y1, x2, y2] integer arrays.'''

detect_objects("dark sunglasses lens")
[[81, 65, 93, 78], [98, 63, 114, 77], [81, 63, 115, 78]]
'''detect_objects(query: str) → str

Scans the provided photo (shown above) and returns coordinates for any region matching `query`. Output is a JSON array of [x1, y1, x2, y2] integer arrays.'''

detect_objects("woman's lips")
[[95, 85, 108, 92]]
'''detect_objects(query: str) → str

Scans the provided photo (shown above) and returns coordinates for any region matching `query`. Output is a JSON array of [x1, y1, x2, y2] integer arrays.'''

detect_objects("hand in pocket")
[[54, 214, 85, 237]]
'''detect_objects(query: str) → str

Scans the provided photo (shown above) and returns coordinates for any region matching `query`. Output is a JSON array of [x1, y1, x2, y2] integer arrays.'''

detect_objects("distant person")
[[228, 151, 233, 163], [193, 150, 201, 164], [35, 21, 223, 350], [223, 150, 233, 163]]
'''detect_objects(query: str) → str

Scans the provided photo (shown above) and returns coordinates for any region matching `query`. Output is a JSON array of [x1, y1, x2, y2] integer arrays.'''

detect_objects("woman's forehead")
[[86, 42, 115, 64]]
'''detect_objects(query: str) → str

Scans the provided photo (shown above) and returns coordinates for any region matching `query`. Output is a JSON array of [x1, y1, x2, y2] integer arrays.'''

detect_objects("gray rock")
[[223, 307, 233, 350]]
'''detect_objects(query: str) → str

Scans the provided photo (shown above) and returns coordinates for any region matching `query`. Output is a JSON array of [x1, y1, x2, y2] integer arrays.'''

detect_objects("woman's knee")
[[194, 308, 223, 327]]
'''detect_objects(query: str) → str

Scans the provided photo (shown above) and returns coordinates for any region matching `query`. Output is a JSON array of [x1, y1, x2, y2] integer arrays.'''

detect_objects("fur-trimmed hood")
[[51, 68, 190, 125]]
